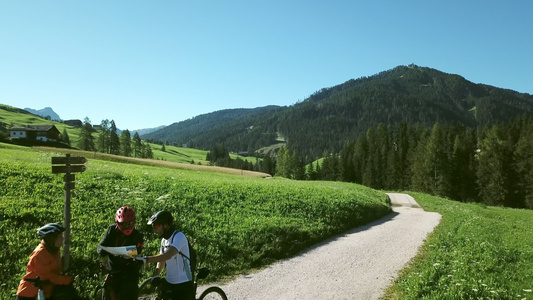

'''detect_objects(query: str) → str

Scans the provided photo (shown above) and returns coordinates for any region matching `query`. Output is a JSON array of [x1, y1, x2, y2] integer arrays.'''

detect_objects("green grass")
[[384, 192, 533, 300], [0, 144, 391, 298], [151, 143, 210, 164]]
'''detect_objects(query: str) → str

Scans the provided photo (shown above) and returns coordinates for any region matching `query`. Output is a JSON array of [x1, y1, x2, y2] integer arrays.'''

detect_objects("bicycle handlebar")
[[24, 277, 49, 288]]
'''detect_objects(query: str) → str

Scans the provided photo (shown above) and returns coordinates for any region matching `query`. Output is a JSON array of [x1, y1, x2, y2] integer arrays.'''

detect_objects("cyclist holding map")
[[98, 206, 144, 300]]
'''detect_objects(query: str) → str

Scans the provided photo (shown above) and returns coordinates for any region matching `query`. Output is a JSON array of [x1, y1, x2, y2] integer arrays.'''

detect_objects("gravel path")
[[199, 193, 441, 300]]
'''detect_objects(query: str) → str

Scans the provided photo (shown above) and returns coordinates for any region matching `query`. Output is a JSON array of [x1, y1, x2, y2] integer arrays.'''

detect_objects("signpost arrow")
[[52, 165, 87, 174], [52, 156, 87, 165]]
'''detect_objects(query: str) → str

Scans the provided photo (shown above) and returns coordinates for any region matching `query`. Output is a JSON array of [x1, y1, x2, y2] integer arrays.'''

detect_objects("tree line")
[[275, 116, 533, 209], [77, 118, 153, 159]]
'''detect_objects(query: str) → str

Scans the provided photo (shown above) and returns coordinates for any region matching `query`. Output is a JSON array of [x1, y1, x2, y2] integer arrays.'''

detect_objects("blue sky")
[[1, 1, 532, 130]]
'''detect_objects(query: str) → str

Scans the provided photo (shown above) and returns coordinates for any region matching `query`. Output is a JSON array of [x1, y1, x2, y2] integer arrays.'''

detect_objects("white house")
[[9, 125, 61, 142]]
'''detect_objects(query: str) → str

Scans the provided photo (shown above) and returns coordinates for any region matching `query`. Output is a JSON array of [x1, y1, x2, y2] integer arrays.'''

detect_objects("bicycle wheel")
[[138, 277, 160, 300], [197, 286, 228, 300]]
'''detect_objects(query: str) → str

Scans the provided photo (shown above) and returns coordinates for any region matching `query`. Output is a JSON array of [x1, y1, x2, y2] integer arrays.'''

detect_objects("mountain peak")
[[24, 107, 61, 121]]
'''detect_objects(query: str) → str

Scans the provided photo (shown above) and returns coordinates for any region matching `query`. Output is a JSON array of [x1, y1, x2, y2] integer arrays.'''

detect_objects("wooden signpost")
[[51, 154, 87, 270]]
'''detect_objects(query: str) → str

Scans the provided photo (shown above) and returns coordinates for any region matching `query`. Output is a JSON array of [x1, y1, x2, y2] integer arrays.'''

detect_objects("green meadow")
[[150, 143, 259, 165], [35, 146, 269, 178], [3, 138, 533, 299], [0, 143, 390, 298], [150, 143, 211, 164]]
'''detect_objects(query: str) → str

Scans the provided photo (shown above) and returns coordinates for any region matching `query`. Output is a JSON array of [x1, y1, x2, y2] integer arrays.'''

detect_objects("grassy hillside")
[[0, 143, 391, 298], [384, 192, 533, 299], [1, 103, 256, 168], [0, 104, 81, 143], [150, 143, 210, 164], [149, 142, 259, 166]]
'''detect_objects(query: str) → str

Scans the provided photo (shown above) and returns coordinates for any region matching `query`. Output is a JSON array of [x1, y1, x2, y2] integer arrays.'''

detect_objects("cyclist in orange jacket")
[[16, 222, 82, 300]]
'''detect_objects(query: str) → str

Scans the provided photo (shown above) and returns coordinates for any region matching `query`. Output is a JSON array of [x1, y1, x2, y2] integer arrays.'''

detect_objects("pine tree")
[[512, 118, 533, 208], [353, 132, 369, 185], [120, 129, 132, 157], [133, 132, 142, 157], [275, 146, 304, 179], [306, 161, 318, 180], [97, 119, 110, 153], [78, 118, 95, 151], [275, 147, 289, 178], [340, 141, 356, 182], [109, 120, 120, 155], [142, 142, 153, 159], [477, 125, 513, 206], [385, 139, 400, 190], [363, 127, 387, 189], [321, 152, 340, 181], [450, 128, 478, 202], [397, 123, 417, 190], [259, 152, 276, 176], [206, 143, 230, 166], [410, 129, 432, 193], [62, 128, 70, 146]]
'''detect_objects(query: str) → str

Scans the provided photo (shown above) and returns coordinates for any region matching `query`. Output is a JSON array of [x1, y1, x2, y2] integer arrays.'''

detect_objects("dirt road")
[[199, 193, 441, 300]]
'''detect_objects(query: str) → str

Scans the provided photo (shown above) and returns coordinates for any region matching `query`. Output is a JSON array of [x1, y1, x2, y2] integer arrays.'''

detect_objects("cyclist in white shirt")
[[136, 211, 194, 300]]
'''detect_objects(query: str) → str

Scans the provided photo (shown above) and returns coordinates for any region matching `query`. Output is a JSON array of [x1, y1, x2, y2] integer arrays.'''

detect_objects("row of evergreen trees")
[[275, 116, 533, 209], [77, 118, 153, 159], [205, 143, 258, 171]]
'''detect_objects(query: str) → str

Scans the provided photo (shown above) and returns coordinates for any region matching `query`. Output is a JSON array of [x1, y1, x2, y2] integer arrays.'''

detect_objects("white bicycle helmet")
[[37, 223, 65, 239]]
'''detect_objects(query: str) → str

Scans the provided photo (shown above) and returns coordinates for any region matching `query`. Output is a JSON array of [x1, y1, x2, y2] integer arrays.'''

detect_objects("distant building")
[[237, 151, 249, 157], [64, 119, 83, 128], [9, 125, 61, 142]]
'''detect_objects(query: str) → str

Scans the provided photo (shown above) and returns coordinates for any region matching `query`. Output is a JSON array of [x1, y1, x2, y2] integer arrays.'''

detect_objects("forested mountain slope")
[[142, 106, 284, 151], [143, 65, 533, 159]]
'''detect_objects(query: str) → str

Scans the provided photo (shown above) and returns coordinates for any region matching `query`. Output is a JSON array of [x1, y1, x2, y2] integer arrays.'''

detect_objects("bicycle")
[[92, 269, 112, 300], [93, 245, 145, 300], [138, 266, 227, 300], [93, 267, 144, 300], [24, 276, 85, 300]]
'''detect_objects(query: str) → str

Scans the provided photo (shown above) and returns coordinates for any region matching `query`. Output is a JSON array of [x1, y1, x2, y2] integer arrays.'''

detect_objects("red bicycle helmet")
[[115, 206, 136, 223]]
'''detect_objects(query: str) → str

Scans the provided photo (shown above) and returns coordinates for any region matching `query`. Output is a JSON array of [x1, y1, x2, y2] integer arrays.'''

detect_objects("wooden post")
[[63, 157, 72, 270], [51, 154, 86, 271]]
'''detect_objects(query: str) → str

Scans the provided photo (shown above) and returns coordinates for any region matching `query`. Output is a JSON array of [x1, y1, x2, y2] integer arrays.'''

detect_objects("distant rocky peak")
[[24, 107, 61, 121]]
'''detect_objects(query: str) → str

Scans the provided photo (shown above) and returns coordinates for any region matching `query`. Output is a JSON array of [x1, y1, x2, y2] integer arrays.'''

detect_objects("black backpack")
[[184, 240, 197, 276]]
